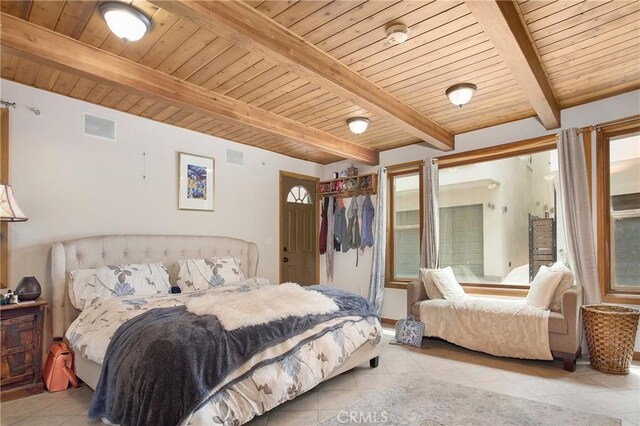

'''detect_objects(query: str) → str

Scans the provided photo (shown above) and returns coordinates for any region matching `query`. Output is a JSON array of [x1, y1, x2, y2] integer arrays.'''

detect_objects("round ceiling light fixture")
[[347, 117, 370, 135], [446, 83, 477, 107], [99, 2, 152, 42], [386, 24, 409, 45]]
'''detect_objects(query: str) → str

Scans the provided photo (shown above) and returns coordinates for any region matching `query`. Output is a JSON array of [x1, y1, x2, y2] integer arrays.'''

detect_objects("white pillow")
[[526, 265, 565, 309], [177, 256, 245, 292], [68, 268, 99, 309], [548, 262, 575, 312], [429, 267, 466, 300], [419, 268, 444, 300], [70, 263, 171, 309]]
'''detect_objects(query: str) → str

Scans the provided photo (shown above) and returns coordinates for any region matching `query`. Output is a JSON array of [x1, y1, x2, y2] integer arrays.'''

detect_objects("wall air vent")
[[226, 149, 244, 166], [83, 113, 116, 141]]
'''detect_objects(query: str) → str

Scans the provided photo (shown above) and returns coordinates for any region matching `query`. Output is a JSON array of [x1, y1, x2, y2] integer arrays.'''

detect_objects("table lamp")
[[0, 184, 28, 292], [0, 184, 28, 222]]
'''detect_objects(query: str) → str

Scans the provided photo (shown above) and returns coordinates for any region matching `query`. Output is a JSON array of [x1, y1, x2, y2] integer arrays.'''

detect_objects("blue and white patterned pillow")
[[69, 263, 171, 309], [177, 257, 245, 292]]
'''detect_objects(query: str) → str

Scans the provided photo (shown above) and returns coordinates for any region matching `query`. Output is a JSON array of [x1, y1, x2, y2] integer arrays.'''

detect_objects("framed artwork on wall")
[[178, 152, 215, 211]]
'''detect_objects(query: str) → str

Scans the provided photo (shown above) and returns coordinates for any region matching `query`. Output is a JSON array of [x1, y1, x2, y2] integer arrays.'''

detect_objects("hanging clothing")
[[360, 194, 375, 249], [334, 198, 349, 252], [326, 196, 335, 282], [347, 195, 360, 249], [319, 197, 329, 254], [332, 198, 340, 251]]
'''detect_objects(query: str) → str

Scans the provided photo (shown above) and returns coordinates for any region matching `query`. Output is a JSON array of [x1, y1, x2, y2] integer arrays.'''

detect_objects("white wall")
[[611, 159, 640, 196], [319, 90, 640, 328], [1, 79, 323, 341], [3, 79, 638, 351]]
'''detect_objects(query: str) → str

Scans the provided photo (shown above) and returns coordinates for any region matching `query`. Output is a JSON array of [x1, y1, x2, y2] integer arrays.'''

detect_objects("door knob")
[[283, 257, 289, 263]]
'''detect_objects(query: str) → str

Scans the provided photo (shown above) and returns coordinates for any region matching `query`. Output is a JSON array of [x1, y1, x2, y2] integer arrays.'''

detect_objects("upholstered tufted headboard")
[[51, 234, 259, 338]]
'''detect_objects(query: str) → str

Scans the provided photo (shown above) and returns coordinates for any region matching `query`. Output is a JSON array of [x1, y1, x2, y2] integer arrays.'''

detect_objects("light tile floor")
[[1, 330, 638, 426]]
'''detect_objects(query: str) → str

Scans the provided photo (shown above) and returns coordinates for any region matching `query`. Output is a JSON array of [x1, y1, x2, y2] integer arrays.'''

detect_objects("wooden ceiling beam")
[[150, 0, 454, 151], [0, 13, 378, 165], [465, 0, 561, 129]]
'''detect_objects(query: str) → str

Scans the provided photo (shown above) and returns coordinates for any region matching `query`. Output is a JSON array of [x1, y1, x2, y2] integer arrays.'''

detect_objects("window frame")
[[385, 161, 423, 287], [286, 184, 312, 204], [385, 134, 592, 295], [437, 135, 558, 292], [596, 118, 640, 303]]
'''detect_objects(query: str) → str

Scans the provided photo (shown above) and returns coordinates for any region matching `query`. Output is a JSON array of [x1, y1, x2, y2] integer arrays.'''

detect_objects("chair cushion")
[[413, 300, 569, 335], [429, 267, 466, 300], [526, 266, 565, 309], [548, 262, 575, 312], [419, 268, 444, 300]]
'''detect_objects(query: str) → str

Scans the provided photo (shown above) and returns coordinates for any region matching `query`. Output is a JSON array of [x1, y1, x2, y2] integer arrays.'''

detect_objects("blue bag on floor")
[[391, 315, 424, 347]]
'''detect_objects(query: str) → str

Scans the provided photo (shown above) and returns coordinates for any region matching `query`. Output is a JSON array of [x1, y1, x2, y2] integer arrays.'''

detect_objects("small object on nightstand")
[[16, 276, 42, 301], [0, 298, 47, 400]]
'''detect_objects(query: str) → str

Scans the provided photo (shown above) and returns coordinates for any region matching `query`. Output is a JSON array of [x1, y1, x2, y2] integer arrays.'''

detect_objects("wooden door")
[[280, 172, 318, 285]]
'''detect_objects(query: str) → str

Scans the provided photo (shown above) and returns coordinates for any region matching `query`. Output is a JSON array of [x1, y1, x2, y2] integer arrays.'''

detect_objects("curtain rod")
[[594, 114, 640, 129]]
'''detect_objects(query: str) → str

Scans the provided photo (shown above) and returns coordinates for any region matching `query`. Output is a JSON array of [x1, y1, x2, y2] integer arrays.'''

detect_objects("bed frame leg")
[[369, 356, 379, 368]]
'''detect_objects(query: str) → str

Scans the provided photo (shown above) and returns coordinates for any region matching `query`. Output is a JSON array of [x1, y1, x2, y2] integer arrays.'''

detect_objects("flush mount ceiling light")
[[99, 2, 152, 42], [446, 83, 477, 107], [386, 24, 409, 45], [347, 117, 370, 135]]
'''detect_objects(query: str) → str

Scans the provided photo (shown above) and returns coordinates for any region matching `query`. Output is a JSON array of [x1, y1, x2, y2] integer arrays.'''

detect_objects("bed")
[[51, 234, 381, 425]]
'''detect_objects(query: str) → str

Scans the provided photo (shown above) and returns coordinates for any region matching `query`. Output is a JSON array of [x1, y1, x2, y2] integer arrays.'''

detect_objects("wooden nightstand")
[[0, 298, 47, 401]]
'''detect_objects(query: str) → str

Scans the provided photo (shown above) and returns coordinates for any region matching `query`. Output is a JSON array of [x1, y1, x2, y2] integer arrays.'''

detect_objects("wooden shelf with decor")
[[317, 173, 377, 198]]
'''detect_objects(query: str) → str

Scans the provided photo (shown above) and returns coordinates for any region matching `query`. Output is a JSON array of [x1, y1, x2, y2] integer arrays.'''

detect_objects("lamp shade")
[[347, 117, 370, 135], [99, 2, 152, 42], [0, 184, 27, 222], [446, 83, 477, 107]]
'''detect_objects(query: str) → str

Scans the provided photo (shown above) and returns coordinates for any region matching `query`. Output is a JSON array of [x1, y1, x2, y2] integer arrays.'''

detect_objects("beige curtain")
[[368, 166, 387, 316], [557, 128, 601, 305], [420, 159, 439, 269]]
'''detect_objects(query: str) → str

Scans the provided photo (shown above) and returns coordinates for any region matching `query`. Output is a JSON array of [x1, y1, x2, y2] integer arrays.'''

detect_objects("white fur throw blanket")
[[420, 296, 552, 360], [186, 283, 339, 331]]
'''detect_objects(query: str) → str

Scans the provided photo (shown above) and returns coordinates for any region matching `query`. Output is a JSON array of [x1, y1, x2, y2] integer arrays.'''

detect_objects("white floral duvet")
[[66, 280, 382, 425]]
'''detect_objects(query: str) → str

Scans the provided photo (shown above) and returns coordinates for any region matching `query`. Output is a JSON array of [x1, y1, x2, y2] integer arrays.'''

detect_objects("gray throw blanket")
[[88, 285, 377, 426]]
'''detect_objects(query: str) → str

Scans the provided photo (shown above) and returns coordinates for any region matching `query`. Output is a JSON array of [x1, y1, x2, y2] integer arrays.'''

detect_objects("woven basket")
[[582, 304, 640, 375]]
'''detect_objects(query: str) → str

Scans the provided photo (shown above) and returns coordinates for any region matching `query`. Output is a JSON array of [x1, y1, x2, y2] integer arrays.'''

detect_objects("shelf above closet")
[[317, 173, 377, 198]]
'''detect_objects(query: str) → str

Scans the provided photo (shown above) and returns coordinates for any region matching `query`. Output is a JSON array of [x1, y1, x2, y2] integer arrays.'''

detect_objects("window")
[[439, 204, 484, 281], [597, 121, 640, 301], [391, 171, 421, 279], [286, 185, 312, 204], [386, 136, 578, 290], [439, 148, 565, 287], [387, 164, 422, 282]]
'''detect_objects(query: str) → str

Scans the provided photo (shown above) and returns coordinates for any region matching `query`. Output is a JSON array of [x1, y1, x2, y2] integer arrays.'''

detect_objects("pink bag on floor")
[[42, 342, 79, 392]]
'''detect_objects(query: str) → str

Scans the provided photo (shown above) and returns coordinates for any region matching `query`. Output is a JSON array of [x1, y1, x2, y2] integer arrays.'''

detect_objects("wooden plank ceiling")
[[1, 0, 639, 165]]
